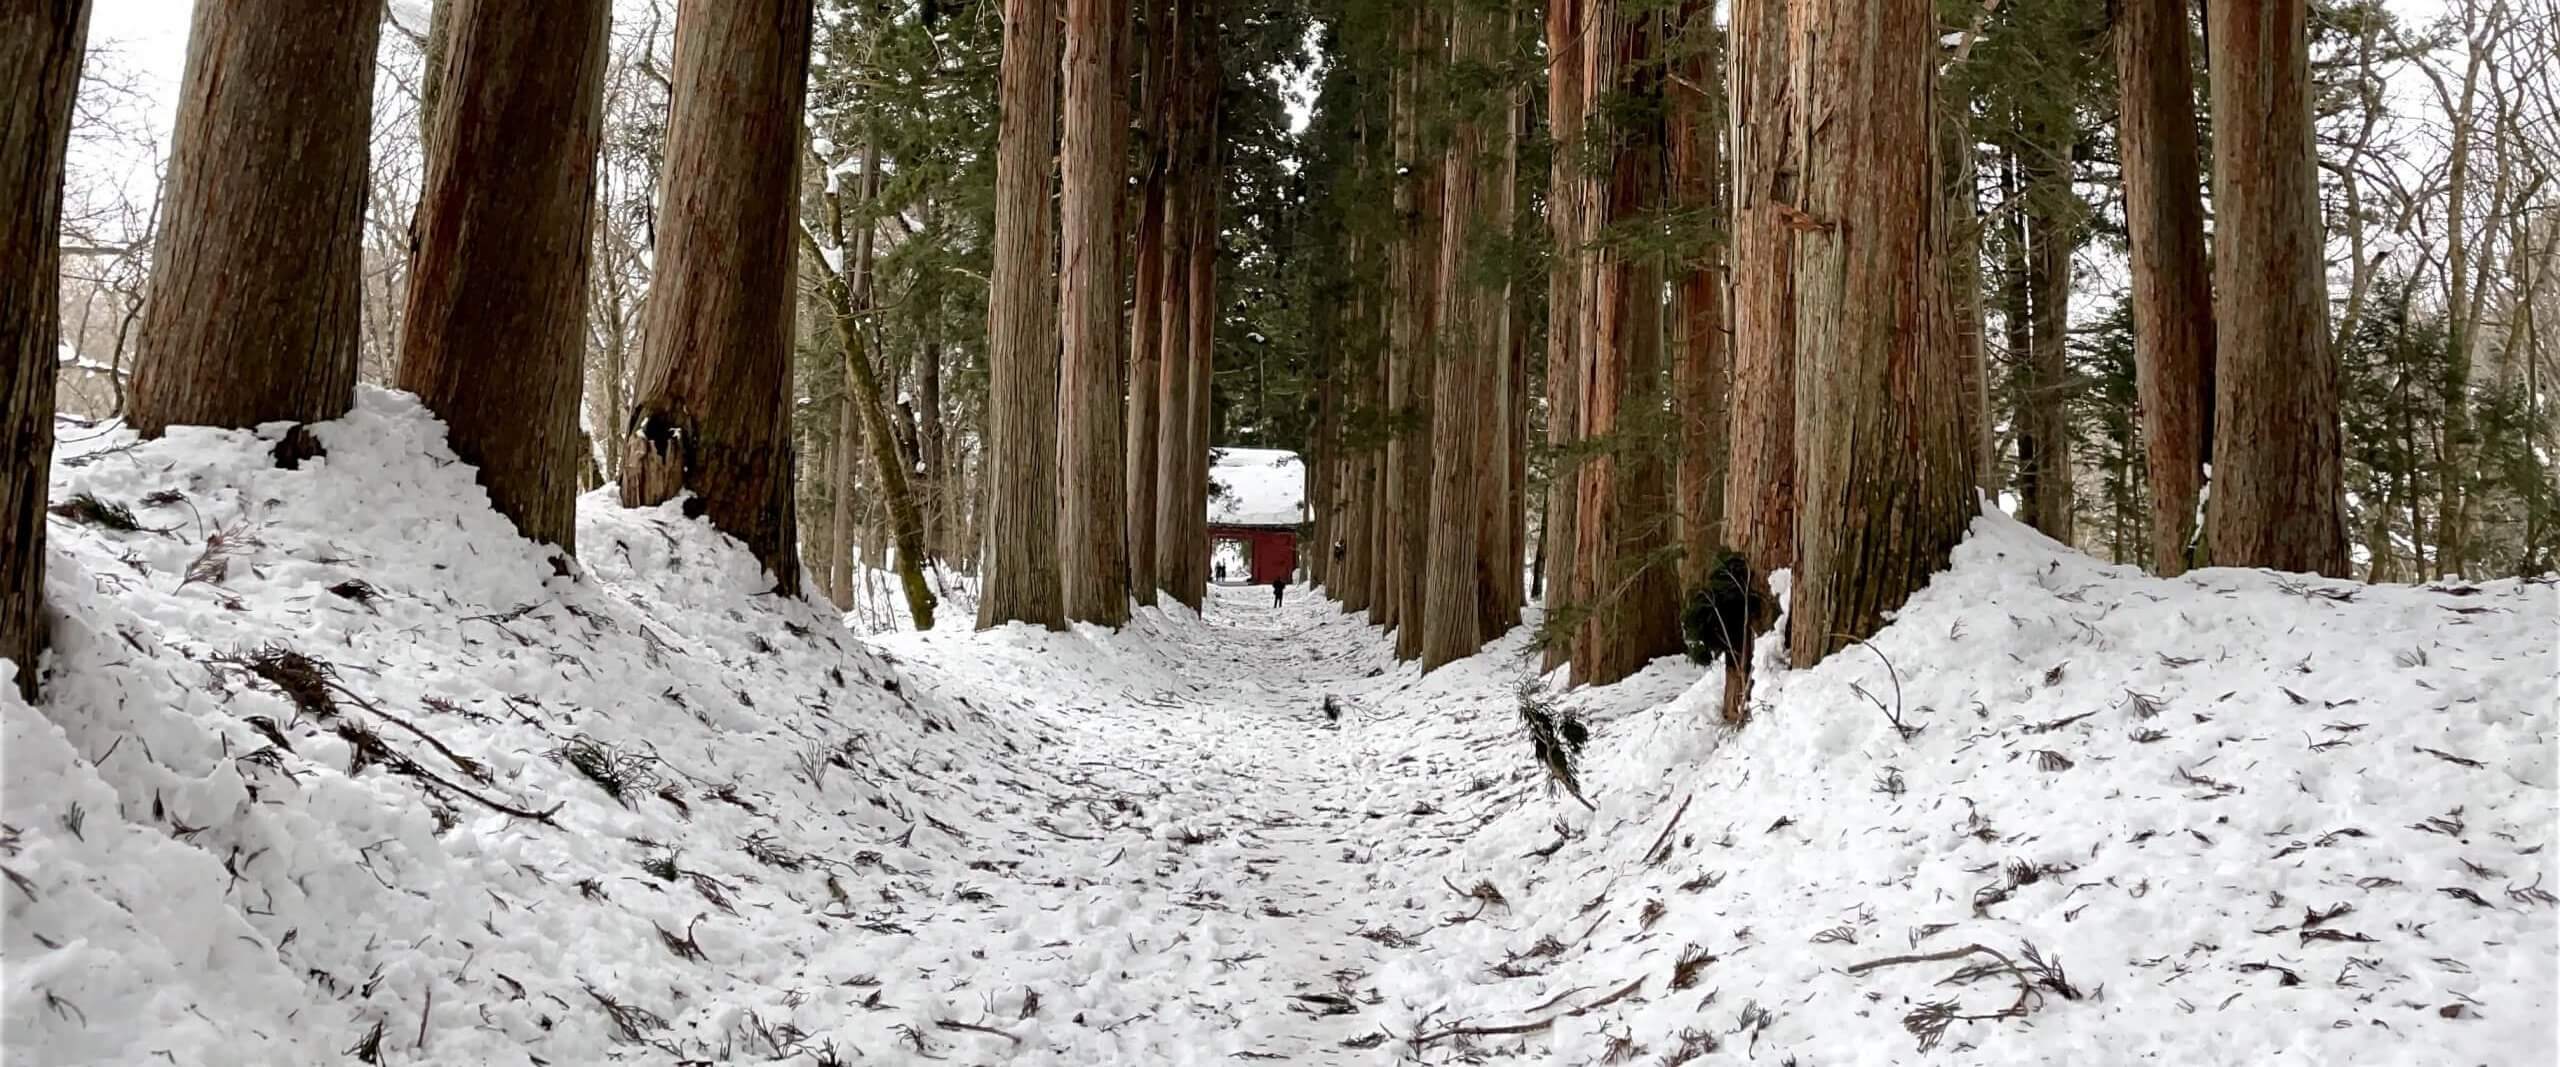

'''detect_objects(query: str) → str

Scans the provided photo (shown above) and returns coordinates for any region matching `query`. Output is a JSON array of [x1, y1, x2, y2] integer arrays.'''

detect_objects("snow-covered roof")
[[1207, 447, 1304, 528]]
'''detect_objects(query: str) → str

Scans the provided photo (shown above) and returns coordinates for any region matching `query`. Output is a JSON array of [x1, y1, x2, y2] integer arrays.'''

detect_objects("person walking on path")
[[1270, 576, 1287, 608]]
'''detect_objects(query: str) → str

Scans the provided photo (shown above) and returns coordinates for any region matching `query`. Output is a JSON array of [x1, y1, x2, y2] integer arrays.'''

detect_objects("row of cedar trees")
[[978, 0, 1229, 630], [1297, 0, 2348, 705], [0, 0, 885, 700]]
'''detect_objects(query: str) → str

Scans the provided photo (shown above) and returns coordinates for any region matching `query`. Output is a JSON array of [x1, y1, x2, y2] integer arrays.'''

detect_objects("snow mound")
[[7, 387, 2552, 1066], [1329, 516, 2559, 1065], [6, 390, 1131, 1064], [1208, 447, 1304, 528]]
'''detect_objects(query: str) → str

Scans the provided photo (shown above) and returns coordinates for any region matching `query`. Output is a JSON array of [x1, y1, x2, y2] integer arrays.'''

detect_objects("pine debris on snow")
[[3, 389, 2554, 1065]]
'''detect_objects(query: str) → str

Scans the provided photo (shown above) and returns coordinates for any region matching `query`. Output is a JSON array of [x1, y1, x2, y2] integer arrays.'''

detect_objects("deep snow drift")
[[5, 390, 2554, 1066]]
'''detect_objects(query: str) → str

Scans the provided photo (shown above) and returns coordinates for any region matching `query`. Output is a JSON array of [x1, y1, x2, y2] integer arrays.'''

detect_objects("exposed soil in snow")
[[6, 392, 2555, 1066]]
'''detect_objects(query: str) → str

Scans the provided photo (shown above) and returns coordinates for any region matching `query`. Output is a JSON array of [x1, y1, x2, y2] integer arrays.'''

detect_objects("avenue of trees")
[[4, 0, 2553, 702]]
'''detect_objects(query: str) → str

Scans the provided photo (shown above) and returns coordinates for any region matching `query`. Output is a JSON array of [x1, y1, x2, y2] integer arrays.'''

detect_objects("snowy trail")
[[873, 583, 1512, 1062], [11, 394, 2551, 1066]]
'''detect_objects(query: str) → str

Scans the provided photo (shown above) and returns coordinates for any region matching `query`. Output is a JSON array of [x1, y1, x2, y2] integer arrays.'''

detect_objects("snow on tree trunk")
[[1785, 0, 1974, 669], [978, 0, 1067, 628], [2204, 0, 2348, 577], [2115, 0, 2215, 576], [1060, 0, 1132, 625], [1, 0, 87, 699], [397, 0, 610, 555], [127, 0, 380, 439]]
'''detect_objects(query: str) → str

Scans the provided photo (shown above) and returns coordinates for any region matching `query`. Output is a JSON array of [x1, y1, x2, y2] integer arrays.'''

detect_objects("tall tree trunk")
[[979, 0, 1067, 628], [1669, 0, 1726, 589], [1720, 0, 1795, 719], [1539, 0, 1587, 674], [805, 140, 935, 629], [1124, 0, 1172, 608], [1151, 0, 1199, 608], [2020, 138, 2075, 542], [1569, 0, 1682, 688], [1786, 0, 1973, 668], [1384, 11, 1435, 651], [1340, 228, 1377, 614], [1060, 0, 1131, 624], [917, 212, 949, 562], [398, 0, 609, 555], [1494, 80, 1528, 633], [620, 0, 811, 593], [828, 394, 857, 604], [1, 0, 88, 699], [1182, 75, 1219, 609], [128, 0, 381, 439], [2203, 0, 2346, 576], [2116, 0, 2214, 575], [1421, 2, 1501, 671], [1940, 91, 1995, 493]]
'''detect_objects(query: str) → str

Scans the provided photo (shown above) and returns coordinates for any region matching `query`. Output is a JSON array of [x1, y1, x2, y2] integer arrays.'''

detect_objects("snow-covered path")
[[871, 582, 1565, 1062]]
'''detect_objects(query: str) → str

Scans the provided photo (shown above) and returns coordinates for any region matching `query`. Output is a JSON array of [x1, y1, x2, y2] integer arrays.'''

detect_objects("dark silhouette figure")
[[1270, 577, 1286, 607]]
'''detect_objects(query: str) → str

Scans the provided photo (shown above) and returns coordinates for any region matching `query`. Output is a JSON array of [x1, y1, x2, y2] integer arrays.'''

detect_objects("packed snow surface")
[[5, 390, 2555, 1065], [1208, 448, 1305, 528]]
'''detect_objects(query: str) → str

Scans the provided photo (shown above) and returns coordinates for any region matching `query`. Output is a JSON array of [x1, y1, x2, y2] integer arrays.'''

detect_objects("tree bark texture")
[[618, 0, 811, 593], [2115, 0, 2214, 575], [1540, 0, 1586, 674], [2020, 137, 2075, 542], [1568, 0, 1682, 688], [978, 0, 1067, 627], [1785, 0, 1975, 669], [1, 0, 88, 698], [128, 0, 381, 439], [397, 0, 610, 554], [1060, 0, 1131, 625], [2203, 0, 2347, 576], [1669, 0, 1727, 590], [1719, 0, 1795, 718], [1421, 3, 1501, 671], [805, 140, 935, 629], [1150, 0, 1207, 609], [1181, 93, 1219, 609], [1123, 0, 1172, 609]]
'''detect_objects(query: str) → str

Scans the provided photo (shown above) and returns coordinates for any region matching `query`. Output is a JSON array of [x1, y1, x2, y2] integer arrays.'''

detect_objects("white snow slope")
[[5, 390, 2554, 1066]]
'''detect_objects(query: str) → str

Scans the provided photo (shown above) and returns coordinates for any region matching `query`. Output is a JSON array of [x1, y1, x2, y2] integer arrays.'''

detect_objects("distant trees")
[[127, 0, 382, 441], [2, 0, 90, 698], [618, 0, 815, 592], [397, 0, 611, 553]]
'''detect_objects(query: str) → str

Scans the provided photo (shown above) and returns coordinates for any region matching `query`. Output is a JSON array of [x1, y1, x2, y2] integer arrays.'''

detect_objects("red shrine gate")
[[1208, 523, 1297, 585]]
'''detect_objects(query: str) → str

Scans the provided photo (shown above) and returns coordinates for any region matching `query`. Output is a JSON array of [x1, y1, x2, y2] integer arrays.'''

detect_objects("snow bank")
[[5, 391, 1121, 1064], [7, 387, 2552, 1066], [1338, 518, 2559, 1065]]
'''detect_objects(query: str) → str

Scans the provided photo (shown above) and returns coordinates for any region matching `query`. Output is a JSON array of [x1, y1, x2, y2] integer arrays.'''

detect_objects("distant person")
[[1270, 576, 1287, 607], [1215, 562, 1227, 583]]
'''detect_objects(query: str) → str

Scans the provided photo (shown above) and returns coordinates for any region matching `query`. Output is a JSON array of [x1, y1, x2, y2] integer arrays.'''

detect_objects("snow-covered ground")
[[5, 391, 2554, 1065]]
